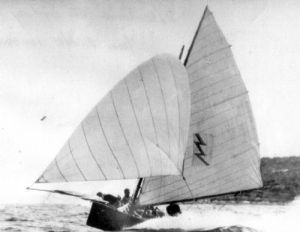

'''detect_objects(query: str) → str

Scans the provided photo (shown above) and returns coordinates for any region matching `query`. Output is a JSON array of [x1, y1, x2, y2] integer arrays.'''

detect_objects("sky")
[[0, 0, 300, 204]]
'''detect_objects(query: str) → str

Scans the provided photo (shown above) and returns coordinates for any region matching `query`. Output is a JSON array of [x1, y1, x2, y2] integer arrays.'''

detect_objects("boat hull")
[[87, 202, 145, 231]]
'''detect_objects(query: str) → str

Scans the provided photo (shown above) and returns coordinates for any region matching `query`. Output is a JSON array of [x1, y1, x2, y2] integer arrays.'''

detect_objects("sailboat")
[[30, 6, 262, 231]]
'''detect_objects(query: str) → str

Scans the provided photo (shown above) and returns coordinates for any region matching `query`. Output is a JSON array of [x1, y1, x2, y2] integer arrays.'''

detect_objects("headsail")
[[138, 7, 262, 206], [36, 54, 191, 183]]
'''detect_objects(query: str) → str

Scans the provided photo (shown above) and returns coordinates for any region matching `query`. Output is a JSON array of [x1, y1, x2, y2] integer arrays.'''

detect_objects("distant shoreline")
[[203, 157, 300, 204]]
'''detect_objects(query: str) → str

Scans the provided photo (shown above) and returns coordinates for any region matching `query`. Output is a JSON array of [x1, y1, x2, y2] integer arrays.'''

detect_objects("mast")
[[179, 45, 185, 60], [132, 178, 144, 203], [184, 6, 208, 66]]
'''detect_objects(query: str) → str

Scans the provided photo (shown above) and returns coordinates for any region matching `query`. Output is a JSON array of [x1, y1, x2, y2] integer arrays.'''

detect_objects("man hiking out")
[[97, 192, 121, 208]]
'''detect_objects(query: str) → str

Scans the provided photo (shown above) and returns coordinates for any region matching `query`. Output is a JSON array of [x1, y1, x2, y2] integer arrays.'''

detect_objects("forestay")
[[139, 7, 262, 206], [36, 54, 191, 183]]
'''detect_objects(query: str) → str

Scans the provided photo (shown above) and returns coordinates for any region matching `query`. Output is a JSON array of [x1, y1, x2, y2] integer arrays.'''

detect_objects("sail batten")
[[138, 7, 262, 206], [36, 54, 191, 183]]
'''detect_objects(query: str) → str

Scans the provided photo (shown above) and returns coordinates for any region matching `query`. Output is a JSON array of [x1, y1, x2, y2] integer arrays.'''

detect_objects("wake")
[[129, 199, 300, 232]]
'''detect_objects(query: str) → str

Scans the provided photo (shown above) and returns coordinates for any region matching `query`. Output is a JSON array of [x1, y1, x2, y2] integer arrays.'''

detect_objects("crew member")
[[121, 188, 131, 205], [97, 192, 121, 208], [166, 203, 181, 216]]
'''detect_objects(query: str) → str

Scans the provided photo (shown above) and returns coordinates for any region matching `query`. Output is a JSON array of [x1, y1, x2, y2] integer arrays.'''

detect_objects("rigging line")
[[182, 175, 194, 200], [95, 107, 126, 179], [68, 141, 87, 181], [124, 79, 152, 176], [81, 123, 107, 179], [110, 92, 141, 177]]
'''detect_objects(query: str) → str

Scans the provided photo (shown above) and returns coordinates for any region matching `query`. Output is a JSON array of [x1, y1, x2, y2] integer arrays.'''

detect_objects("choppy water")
[[0, 199, 299, 232]]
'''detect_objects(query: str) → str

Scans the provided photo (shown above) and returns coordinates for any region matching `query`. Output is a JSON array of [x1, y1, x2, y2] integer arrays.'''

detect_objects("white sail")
[[36, 54, 191, 183], [139, 7, 262, 205]]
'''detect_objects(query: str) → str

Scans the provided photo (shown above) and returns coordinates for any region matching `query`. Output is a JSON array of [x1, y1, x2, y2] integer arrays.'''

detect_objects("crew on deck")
[[166, 203, 181, 216], [96, 189, 165, 218], [97, 188, 133, 208], [121, 188, 131, 205], [96, 192, 121, 208]]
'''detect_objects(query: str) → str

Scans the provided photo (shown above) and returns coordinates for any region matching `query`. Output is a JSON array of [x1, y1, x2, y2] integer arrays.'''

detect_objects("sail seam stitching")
[[190, 37, 229, 58], [68, 141, 87, 181], [191, 82, 244, 106], [55, 158, 68, 182], [191, 91, 248, 113], [191, 72, 240, 94], [188, 54, 232, 77], [143, 162, 255, 203], [190, 102, 250, 128], [189, 54, 232, 71], [143, 149, 255, 195], [95, 107, 126, 179], [189, 65, 234, 84], [81, 123, 107, 179], [137, 67, 159, 146], [186, 133, 255, 161], [110, 92, 141, 177], [187, 43, 230, 68], [124, 79, 153, 176], [151, 58, 171, 159]]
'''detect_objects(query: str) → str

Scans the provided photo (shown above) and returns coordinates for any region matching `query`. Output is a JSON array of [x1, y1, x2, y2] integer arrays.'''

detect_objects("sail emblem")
[[193, 133, 213, 166]]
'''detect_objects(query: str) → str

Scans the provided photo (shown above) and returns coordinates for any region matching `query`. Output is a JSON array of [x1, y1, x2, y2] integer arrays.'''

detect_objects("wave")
[[2, 227, 22, 232], [127, 226, 255, 232], [0, 200, 299, 232], [4, 217, 32, 222]]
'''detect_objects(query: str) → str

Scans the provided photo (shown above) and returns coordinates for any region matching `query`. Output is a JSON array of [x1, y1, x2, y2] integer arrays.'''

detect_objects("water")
[[0, 199, 299, 232]]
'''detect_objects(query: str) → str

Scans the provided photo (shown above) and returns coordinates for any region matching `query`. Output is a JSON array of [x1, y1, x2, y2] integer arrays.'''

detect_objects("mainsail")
[[36, 54, 191, 183], [138, 7, 263, 205]]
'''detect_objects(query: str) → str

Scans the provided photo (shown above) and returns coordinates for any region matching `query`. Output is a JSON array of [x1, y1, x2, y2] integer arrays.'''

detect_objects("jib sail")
[[36, 54, 191, 183]]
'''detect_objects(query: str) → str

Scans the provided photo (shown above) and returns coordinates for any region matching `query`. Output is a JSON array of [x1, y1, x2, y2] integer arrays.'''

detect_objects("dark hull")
[[87, 202, 145, 231]]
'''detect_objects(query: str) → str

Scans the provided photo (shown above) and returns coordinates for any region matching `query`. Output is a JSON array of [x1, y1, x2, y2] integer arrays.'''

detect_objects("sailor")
[[141, 205, 165, 218], [121, 188, 131, 205], [166, 203, 181, 216], [96, 192, 121, 208]]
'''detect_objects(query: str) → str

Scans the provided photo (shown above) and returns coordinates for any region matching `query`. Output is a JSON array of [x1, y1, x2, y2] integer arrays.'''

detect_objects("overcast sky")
[[0, 0, 300, 203]]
